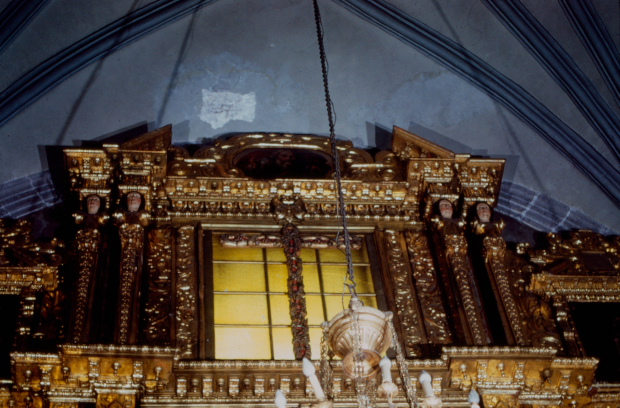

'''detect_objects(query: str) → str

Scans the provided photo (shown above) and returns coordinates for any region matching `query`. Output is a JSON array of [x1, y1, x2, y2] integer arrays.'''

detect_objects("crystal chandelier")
[[273, 2, 449, 408]]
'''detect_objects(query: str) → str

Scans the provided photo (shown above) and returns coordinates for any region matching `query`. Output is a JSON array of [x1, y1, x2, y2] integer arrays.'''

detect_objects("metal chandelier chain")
[[312, 0, 357, 297]]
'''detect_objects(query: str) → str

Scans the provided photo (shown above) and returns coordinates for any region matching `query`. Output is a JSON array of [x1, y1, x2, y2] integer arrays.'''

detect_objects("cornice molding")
[[481, 0, 620, 162], [0, 0, 219, 127], [0, 170, 615, 235], [558, 0, 620, 109], [332, 0, 620, 209], [0, 0, 50, 55]]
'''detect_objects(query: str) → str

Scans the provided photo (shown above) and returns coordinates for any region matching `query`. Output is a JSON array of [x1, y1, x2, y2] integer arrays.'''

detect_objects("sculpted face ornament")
[[86, 195, 101, 215], [476, 203, 491, 223], [127, 192, 142, 212], [439, 199, 454, 219]]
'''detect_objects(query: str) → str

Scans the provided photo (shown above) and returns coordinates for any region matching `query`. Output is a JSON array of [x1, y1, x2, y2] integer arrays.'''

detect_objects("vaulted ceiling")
[[0, 0, 618, 233]]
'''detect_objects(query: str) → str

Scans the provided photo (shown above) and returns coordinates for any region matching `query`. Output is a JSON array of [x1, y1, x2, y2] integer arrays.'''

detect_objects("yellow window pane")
[[306, 295, 326, 325], [215, 327, 271, 359], [265, 248, 316, 261], [213, 263, 265, 292], [267, 264, 288, 292], [324, 295, 377, 319], [321, 265, 374, 294], [214, 294, 269, 325], [272, 327, 295, 360], [318, 240, 368, 263], [267, 264, 320, 293], [212, 236, 263, 261], [308, 327, 323, 360], [270, 295, 291, 325], [300, 248, 317, 261], [303, 264, 320, 293], [266, 248, 286, 262]]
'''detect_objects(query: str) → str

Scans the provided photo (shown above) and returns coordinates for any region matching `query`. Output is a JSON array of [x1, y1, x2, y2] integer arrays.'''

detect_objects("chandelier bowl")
[[327, 300, 391, 379]]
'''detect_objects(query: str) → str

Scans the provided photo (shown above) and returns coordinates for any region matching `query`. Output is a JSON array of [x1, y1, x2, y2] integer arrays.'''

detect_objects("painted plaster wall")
[[0, 0, 618, 231]]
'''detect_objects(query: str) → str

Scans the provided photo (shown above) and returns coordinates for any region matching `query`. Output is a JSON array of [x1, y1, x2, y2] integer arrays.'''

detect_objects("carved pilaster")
[[281, 224, 311, 360], [71, 228, 100, 343], [404, 230, 453, 344], [482, 236, 526, 345], [115, 223, 144, 345], [143, 226, 173, 346], [175, 225, 197, 359], [376, 229, 424, 356], [431, 216, 490, 346], [445, 233, 489, 345]]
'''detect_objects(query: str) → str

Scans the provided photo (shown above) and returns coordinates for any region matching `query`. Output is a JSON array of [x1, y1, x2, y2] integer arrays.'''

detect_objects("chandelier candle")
[[303, 358, 326, 401], [274, 390, 287, 408], [468, 389, 480, 408]]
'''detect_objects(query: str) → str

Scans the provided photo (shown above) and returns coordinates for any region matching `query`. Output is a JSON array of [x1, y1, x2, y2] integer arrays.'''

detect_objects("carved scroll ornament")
[[116, 223, 144, 345], [71, 228, 101, 343], [176, 225, 198, 359], [380, 230, 424, 356], [144, 227, 173, 346]]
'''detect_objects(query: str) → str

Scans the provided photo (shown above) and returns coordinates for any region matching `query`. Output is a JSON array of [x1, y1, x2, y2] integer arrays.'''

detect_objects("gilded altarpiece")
[[0, 125, 615, 408]]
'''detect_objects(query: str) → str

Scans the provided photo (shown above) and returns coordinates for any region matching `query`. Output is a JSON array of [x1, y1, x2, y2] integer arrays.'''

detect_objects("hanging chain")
[[312, 0, 357, 298], [320, 322, 333, 399], [367, 378, 378, 408], [349, 306, 368, 408], [387, 318, 419, 408]]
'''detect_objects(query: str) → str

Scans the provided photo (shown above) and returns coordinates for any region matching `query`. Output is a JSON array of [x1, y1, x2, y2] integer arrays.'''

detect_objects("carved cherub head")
[[476, 202, 491, 223], [86, 194, 101, 215], [126, 192, 142, 212], [438, 199, 453, 219]]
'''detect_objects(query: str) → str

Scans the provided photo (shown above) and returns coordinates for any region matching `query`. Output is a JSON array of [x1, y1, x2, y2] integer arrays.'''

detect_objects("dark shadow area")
[[495, 211, 541, 248], [0, 295, 19, 378], [465, 206, 508, 345], [365, 122, 392, 150], [172, 120, 191, 142], [571, 302, 620, 382], [407, 121, 487, 155], [85, 121, 149, 146]]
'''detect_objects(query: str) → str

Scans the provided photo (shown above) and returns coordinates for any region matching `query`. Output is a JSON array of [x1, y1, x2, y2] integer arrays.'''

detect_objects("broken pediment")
[[63, 126, 504, 227]]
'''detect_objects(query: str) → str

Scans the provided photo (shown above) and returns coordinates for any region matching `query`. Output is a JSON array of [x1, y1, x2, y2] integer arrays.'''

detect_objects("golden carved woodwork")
[[143, 227, 173, 346], [374, 229, 425, 356], [71, 228, 101, 343], [529, 231, 620, 300], [404, 230, 453, 344], [0, 126, 614, 408], [175, 225, 198, 359], [483, 235, 527, 345], [115, 223, 144, 345], [431, 216, 491, 346]]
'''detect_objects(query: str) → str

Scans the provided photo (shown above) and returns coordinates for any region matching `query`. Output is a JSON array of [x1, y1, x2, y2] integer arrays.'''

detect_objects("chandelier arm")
[[312, 0, 357, 298]]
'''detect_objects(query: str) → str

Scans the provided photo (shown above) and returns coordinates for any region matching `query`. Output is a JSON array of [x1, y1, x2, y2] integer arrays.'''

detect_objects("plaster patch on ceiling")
[[199, 90, 256, 129]]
